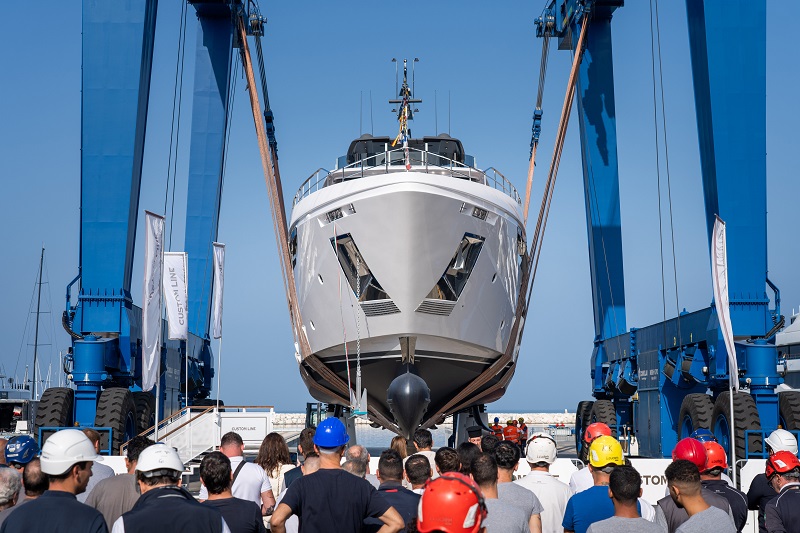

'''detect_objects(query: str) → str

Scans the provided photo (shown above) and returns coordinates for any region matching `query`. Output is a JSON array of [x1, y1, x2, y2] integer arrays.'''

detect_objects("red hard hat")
[[583, 423, 611, 443], [417, 472, 487, 533], [702, 441, 728, 472], [766, 451, 800, 479], [672, 438, 707, 470]]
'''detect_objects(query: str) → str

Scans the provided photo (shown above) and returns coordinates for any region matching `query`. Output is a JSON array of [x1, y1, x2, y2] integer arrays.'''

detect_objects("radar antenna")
[[390, 58, 422, 170]]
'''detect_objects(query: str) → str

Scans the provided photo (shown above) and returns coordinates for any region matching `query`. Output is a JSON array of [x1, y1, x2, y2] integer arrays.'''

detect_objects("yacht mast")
[[32, 247, 44, 400]]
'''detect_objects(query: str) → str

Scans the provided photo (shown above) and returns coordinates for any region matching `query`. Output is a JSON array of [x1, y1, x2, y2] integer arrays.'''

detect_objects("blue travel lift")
[[39, 0, 274, 453], [537, 0, 795, 461]]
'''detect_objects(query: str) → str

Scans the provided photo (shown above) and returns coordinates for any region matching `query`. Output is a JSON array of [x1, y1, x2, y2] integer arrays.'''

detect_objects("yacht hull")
[[289, 171, 527, 432]]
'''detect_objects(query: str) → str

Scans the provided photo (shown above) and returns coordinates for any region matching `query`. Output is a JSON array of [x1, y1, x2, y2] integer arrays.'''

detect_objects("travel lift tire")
[[133, 391, 155, 434], [95, 388, 137, 455], [35, 387, 74, 442], [590, 399, 617, 437], [575, 400, 594, 460], [678, 393, 715, 439], [712, 391, 762, 463], [779, 391, 800, 430]]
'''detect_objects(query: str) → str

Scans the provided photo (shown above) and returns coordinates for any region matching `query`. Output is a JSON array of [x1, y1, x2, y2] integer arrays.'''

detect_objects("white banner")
[[211, 242, 225, 339], [712, 216, 739, 391], [162, 252, 188, 341], [142, 211, 165, 392]]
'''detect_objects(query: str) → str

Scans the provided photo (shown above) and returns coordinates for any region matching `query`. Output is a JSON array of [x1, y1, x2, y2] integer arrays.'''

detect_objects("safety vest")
[[491, 424, 504, 438], [519, 423, 529, 442], [503, 425, 519, 443]]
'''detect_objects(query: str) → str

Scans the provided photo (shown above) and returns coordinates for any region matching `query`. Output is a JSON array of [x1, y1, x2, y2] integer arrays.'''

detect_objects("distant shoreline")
[[271, 412, 576, 426]]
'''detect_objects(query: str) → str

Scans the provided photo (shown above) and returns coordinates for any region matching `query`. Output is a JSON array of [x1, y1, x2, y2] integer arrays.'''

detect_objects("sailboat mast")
[[32, 247, 44, 400]]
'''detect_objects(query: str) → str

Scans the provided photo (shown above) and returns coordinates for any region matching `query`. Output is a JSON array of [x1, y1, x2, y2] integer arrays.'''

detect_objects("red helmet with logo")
[[702, 441, 728, 472], [583, 423, 612, 443], [766, 451, 800, 479], [417, 472, 487, 533], [672, 438, 707, 470]]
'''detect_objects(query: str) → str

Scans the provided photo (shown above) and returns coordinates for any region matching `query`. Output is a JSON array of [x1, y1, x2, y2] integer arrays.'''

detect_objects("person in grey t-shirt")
[[665, 460, 735, 533], [676, 506, 735, 533], [494, 441, 543, 532], [586, 466, 662, 533], [77, 429, 115, 504], [485, 498, 532, 533], [473, 453, 531, 532]]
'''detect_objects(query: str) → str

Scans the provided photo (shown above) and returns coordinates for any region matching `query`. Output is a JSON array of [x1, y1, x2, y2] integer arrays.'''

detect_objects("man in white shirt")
[[515, 432, 571, 533], [199, 432, 276, 515], [409, 429, 437, 479], [570, 423, 612, 494]]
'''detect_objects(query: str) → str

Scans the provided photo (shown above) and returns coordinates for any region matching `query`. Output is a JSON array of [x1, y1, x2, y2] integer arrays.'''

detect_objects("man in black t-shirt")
[[201, 452, 266, 533], [283, 427, 316, 489], [271, 418, 404, 533]]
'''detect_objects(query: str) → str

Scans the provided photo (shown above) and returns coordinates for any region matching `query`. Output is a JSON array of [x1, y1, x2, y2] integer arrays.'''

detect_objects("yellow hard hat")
[[588, 435, 624, 468], [507, 419, 514, 425], [518, 417, 525, 423]]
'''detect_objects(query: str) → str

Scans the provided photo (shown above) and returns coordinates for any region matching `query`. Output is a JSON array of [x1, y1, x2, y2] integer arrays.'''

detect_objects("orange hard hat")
[[417, 472, 487, 533], [672, 438, 707, 470], [702, 441, 728, 472], [583, 423, 611, 443]]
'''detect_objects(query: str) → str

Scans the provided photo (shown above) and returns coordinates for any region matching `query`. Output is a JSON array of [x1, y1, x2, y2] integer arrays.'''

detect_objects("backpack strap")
[[232, 459, 247, 485]]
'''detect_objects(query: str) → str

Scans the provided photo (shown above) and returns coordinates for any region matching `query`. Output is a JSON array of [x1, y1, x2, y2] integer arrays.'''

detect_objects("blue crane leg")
[[79, 0, 157, 333], [185, 12, 233, 338], [183, 6, 234, 400], [686, 0, 769, 336], [686, 0, 778, 428], [72, 0, 157, 426], [573, 13, 627, 396]]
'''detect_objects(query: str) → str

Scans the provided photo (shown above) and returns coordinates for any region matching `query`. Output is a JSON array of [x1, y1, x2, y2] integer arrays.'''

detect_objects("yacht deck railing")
[[292, 147, 520, 207]]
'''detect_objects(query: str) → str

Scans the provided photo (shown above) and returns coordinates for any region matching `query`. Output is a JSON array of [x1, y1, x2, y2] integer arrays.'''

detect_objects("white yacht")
[[288, 62, 527, 435]]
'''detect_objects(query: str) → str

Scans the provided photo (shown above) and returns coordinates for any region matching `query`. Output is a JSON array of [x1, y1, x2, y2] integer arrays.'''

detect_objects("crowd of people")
[[0, 419, 795, 532]]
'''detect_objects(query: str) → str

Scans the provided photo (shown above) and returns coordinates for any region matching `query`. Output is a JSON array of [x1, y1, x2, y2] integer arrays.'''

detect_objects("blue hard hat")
[[313, 417, 350, 448], [494, 417, 500, 423], [6, 435, 39, 466], [690, 428, 717, 443]]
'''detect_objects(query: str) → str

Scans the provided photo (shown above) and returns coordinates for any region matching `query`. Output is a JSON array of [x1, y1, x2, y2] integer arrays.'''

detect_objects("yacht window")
[[330, 234, 390, 301], [472, 207, 488, 220], [289, 227, 298, 268], [326, 208, 344, 223], [426, 233, 485, 301]]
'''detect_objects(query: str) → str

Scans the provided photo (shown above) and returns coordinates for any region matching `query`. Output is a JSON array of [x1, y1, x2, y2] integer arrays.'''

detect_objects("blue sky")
[[1, 1, 797, 413]]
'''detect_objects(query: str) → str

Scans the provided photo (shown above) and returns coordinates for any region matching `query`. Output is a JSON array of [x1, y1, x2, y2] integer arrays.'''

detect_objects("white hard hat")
[[765, 429, 799, 455], [526, 432, 557, 464], [135, 444, 184, 477], [40, 429, 101, 475]]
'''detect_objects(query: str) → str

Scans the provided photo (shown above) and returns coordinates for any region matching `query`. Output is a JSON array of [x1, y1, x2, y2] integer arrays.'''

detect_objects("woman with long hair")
[[390, 435, 409, 459], [255, 432, 294, 496]]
